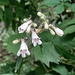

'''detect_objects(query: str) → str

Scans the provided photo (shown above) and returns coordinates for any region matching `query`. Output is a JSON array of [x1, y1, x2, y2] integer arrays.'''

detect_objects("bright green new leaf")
[[31, 42, 60, 67], [64, 25, 75, 35], [41, 0, 60, 7]]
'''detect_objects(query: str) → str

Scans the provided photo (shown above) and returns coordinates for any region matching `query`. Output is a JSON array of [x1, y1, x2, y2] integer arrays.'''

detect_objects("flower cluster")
[[37, 12, 64, 36], [13, 11, 64, 58]]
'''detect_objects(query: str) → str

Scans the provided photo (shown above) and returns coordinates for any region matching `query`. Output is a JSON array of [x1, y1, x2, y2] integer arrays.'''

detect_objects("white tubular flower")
[[17, 39, 30, 58], [54, 27, 64, 36], [49, 28, 55, 35], [44, 22, 49, 29], [18, 20, 32, 33], [32, 31, 42, 46], [26, 25, 31, 33], [13, 39, 20, 44]]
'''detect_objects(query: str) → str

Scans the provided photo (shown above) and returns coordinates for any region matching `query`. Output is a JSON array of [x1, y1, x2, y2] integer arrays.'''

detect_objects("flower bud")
[[49, 28, 55, 35], [37, 12, 43, 16], [13, 39, 20, 44], [33, 23, 37, 27], [44, 22, 49, 29], [37, 12, 45, 18], [54, 27, 64, 36], [26, 25, 31, 33]]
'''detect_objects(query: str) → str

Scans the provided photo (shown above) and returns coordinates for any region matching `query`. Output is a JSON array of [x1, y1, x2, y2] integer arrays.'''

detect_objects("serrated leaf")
[[53, 37, 74, 59], [31, 42, 60, 67], [53, 65, 68, 75], [64, 25, 75, 35], [6, 33, 26, 55], [41, 0, 60, 7], [55, 4, 64, 14], [0, 7, 3, 20]]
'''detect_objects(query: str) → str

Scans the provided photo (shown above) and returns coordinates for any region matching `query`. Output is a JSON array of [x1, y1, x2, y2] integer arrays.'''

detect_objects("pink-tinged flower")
[[17, 39, 30, 58], [54, 27, 64, 36], [32, 31, 42, 46], [18, 20, 32, 33]]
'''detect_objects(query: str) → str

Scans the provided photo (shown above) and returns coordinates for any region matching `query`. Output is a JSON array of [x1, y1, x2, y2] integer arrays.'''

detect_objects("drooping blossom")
[[17, 39, 30, 58], [32, 30, 42, 46], [18, 20, 32, 33], [49, 24, 64, 36], [53, 27, 64, 36]]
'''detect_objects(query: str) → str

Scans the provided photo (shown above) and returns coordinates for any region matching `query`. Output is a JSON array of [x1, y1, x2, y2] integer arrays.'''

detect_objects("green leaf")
[[0, 0, 9, 5], [60, 0, 71, 2], [0, 7, 3, 20], [55, 4, 64, 14], [64, 25, 75, 35], [15, 7, 24, 19], [31, 42, 60, 67], [53, 37, 74, 59], [27, 65, 45, 75], [53, 65, 68, 75], [70, 3, 75, 12], [57, 17, 75, 29], [39, 31, 53, 42], [5, 7, 13, 21], [41, 0, 60, 7], [15, 56, 23, 72], [6, 33, 26, 55]]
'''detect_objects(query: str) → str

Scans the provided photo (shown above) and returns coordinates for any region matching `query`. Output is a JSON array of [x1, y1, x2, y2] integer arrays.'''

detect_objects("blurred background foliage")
[[0, 0, 75, 75]]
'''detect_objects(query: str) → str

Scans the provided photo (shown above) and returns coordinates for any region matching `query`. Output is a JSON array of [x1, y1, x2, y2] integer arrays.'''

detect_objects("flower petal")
[[38, 40, 42, 45], [17, 50, 21, 56]]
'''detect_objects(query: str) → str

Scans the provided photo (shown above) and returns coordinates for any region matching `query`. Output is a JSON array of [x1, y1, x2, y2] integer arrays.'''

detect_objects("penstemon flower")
[[18, 20, 32, 33], [32, 30, 42, 46], [17, 39, 30, 58]]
